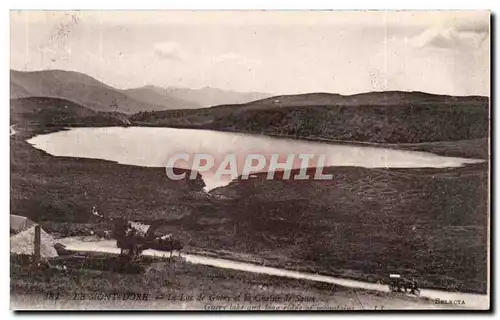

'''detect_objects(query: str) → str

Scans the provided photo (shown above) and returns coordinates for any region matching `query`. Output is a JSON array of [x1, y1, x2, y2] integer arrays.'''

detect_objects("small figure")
[[409, 279, 420, 295]]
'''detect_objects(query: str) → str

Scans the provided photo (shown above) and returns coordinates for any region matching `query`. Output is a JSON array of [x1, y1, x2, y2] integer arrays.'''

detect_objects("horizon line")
[[10, 68, 489, 99]]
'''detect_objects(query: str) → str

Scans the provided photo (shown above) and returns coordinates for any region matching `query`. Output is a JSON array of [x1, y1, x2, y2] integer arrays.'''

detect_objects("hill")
[[10, 70, 196, 114], [123, 86, 202, 110], [10, 81, 33, 99], [129, 91, 489, 157], [10, 97, 130, 127], [165, 86, 272, 107], [248, 91, 488, 108]]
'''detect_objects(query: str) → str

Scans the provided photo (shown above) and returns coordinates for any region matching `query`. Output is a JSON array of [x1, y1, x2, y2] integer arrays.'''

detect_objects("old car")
[[388, 274, 420, 296]]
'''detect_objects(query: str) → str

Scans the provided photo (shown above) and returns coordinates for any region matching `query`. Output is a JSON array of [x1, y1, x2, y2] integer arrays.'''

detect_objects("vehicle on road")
[[388, 274, 420, 296]]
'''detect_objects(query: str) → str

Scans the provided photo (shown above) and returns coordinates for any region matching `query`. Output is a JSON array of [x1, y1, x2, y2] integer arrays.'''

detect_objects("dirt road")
[[58, 237, 489, 310]]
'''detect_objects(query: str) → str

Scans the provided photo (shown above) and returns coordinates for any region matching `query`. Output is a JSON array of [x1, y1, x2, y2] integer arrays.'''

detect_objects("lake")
[[27, 127, 484, 190]]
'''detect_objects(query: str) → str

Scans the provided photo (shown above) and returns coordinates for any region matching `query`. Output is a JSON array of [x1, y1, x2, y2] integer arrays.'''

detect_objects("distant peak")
[[142, 84, 165, 90]]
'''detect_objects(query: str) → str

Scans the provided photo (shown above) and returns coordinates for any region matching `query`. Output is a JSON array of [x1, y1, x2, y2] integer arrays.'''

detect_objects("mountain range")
[[11, 69, 487, 115], [165, 86, 271, 107], [10, 69, 273, 113]]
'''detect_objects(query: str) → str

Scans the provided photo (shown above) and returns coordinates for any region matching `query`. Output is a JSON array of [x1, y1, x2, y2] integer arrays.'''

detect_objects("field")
[[10, 96, 489, 295]]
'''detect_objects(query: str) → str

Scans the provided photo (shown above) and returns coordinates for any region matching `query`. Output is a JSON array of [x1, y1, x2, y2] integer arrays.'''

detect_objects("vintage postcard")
[[9, 10, 490, 311]]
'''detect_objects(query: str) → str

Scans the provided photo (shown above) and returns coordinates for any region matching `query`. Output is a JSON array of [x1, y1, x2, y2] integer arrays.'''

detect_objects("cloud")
[[154, 42, 191, 60], [410, 22, 488, 51]]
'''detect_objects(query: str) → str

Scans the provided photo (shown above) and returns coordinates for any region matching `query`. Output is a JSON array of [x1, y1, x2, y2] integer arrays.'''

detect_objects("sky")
[[10, 11, 490, 96]]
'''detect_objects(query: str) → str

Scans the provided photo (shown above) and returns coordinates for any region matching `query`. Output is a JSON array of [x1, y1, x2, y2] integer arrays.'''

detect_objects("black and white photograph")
[[8, 10, 490, 311]]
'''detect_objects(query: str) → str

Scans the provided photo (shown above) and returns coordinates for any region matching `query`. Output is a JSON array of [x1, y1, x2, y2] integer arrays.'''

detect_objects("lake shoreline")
[[10, 115, 489, 294], [18, 121, 488, 160], [26, 126, 486, 192], [116, 123, 490, 160]]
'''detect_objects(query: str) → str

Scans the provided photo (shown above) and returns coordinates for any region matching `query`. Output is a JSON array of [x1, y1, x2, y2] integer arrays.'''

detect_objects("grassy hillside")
[[203, 165, 488, 293], [10, 97, 130, 128], [10, 81, 32, 99], [10, 95, 489, 294]]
